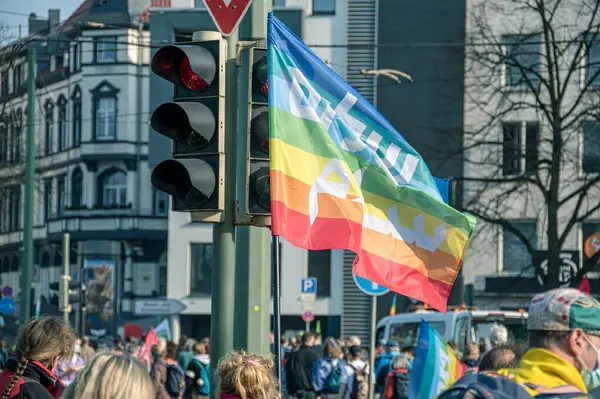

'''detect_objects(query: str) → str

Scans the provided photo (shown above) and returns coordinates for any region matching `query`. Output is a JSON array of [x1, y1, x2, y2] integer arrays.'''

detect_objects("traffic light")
[[246, 47, 270, 220], [49, 279, 80, 309], [150, 33, 226, 222]]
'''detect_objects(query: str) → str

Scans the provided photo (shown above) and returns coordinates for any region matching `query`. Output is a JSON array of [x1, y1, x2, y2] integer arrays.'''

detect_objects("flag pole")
[[272, 234, 282, 390]]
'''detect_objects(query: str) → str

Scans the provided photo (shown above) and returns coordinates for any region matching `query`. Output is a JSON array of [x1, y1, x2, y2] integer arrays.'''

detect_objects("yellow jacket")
[[497, 348, 588, 396]]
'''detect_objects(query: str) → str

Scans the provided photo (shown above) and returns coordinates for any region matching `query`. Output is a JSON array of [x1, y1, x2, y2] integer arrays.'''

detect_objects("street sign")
[[133, 299, 187, 316], [0, 297, 16, 315], [301, 277, 317, 294], [535, 251, 580, 288], [353, 274, 390, 296], [302, 310, 314, 323], [202, 0, 253, 37], [2, 286, 13, 297]]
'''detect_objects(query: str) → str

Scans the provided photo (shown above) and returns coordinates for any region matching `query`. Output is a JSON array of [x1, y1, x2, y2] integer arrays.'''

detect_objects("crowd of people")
[[0, 287, 599, 398]]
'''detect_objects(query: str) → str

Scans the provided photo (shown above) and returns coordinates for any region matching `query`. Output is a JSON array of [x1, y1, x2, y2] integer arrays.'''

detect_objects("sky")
[[0, 0, 82, 38]]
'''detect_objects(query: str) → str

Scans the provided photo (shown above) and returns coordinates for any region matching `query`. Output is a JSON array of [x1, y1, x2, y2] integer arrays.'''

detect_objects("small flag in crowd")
[[579, 274, 591, 294], [409, 320, 465, 399], [135, 328, 158, 365], [315, 320, 321, 334], [267, 14, 476, 312], [389, 294, 397, 316]]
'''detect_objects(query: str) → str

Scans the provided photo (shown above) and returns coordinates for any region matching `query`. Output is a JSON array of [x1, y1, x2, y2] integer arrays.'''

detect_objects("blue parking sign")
[[353, 274, 390, 296], [301, 277, 317, 294]]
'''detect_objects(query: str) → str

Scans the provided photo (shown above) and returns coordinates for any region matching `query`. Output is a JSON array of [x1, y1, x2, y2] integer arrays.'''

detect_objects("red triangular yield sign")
[[203, 0, 253, 37]]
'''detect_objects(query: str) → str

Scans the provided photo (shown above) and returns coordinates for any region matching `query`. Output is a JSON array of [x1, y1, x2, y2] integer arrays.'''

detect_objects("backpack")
[[326, 361, 343, 394], [166, 363, 185, 397], [376, 357, 394, 392], [437, 372, 592, 399], [349, 365, 368, 399], [190, 359, 210, 396]]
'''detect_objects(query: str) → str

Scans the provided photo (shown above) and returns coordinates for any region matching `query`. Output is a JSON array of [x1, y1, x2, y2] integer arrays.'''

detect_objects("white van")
[[376, 307, 528, 358]]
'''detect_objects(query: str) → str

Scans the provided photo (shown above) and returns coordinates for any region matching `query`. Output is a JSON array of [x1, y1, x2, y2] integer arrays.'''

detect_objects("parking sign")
[[301, 277, 317, 294]]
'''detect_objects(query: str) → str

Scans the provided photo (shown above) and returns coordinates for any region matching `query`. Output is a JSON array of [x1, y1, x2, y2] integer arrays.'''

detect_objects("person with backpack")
[[183, 342, 210, 399], [345, 346, 368, 399], [439, 288, 600, 398], [375, 341, 400, 394], [151, 340, 171, 399], [381, 353, 410, 399], [285, 332, 320, 398], [313, 338, 350, 399], [0, 315, 76, 399], [164, 342, 185, 399]]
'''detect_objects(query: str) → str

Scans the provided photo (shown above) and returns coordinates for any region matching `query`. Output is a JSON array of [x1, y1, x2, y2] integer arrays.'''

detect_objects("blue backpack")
[[166, 363, 186, 397], [326, 361, 342, 393], [191, 359, 210, 396], [438, 373, 592, 399]]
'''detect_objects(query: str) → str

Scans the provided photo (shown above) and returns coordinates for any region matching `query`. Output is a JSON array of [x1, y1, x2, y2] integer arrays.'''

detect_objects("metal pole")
[[233, 0, 273, 357], [78, 243, 84, 336], [305, 322, 310, 332], [368, 295, 377, 399], [272, 235, 282, 389], [62, 233, 70, 323], [20, 46, 36, 324], [209, 30, 239, 398]]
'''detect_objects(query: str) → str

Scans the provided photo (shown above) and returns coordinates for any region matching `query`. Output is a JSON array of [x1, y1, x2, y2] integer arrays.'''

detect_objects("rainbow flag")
[[390, 294, 397, 316], [409, 320, 465, 399], [267, 14, 476, 312]]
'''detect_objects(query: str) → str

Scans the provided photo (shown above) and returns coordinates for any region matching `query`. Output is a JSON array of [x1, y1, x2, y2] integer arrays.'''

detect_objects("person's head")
[[61, 353, 153, 399], [324, 338, 343, 359], [392, 353, 409, 370], [347, 336, 361, 347], [289, 336, 298, 348], [465, 343, 480, 361], [184, 339, 197, 352], [478, 343, 526, 371], [193, 342, 208, 356], [314, 333, 322, 345], [179, 335, 188, 348], [74, 338, 82, 355], [166, 341, 177, 360], [385, 340, 400, 354], [2, 316, 76, 399], [82, 336, 90, 346], [269, 332, 275, 345], [376, 339, 385, 355], [201, 337, 211, 355], [349, 345, 362, 360], [301, 332, 316, 347], [401, 346, 415, 361], [152, 339, 167, 359], [527, 288, 600, 390], [490, 324, 509, 347], [218, 351, 279, 399]]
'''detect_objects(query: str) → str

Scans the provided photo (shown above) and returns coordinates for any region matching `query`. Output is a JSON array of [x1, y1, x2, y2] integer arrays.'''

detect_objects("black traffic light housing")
[[49, 280, 80, 307], [246, 47, 271, 225], [150, 31, 226, 223]]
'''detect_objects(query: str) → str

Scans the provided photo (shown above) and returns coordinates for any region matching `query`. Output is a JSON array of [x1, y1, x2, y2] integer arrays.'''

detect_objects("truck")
[[375, 306, 528, 358]]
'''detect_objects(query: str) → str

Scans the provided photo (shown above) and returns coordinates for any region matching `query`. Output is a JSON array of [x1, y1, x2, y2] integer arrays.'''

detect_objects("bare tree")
[[462, 0, 600, 288]]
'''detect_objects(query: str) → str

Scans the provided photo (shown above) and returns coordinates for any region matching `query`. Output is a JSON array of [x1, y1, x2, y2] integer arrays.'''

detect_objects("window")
[[1, 73, 8, 97], [44, 101, 54, 155], [101, 170, 127, 206], [586, 37, 600, 86], [6, 122, 12, 164], [583, 123, 600, 173], [307, 250, 331, 297], [503, 35, 541, 90], [72, 44, 81, 71], [273, 0, 285, 5], [158, 251, 167, 297], [154, 190, 168, 216], [0, 123, 5, 165], [57, 176, 66, 214], [9, 186, 20, 231], [13, 64, 21, 90], [72, 88, 82, 146], [502, 220, 537, 276], [71, 168, 83, 207], [389, 322, 446, 348], [57, 96, 67, 151], [313, 0, 335, 14], [190, 243, 213, 294], [95, 97, 116, 140], [13, 110, 22, 163], [95, 37, 117, 63], [502, 121, 539, 175], [0, 198, 8, 232], [44, 179, 53, 221]]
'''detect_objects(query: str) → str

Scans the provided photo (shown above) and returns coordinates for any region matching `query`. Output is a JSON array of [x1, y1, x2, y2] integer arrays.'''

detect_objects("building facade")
[[0, 3, 170, 337]]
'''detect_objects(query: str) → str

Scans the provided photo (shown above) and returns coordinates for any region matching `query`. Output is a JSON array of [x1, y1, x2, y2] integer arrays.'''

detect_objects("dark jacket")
[[382, 369, 409, 399], [184, 355, 210, 399], [285, 345, 320, 394], [0, 357, 64, 399]]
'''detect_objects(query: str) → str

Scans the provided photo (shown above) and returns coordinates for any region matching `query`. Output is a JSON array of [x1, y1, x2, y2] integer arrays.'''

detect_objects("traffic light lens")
[[262, 80, 269, 96], [180, 57, 209, 92], [251, 110, 270, 155], [251, 165, 271, 211]]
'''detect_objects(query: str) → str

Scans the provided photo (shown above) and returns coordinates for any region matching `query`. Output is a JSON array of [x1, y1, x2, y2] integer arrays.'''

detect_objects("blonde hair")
[[466, 343, 480, 361], [152, 339, 167, 358], [61, 352, 153, 399], [3, 316, 76, 399], [392, 353, 409, 370], [218, 351, 279, 399]]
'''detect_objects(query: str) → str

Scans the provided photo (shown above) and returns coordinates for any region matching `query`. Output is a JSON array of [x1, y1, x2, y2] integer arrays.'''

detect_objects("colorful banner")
[[154, 319, 172, 341], [390, 294, 397, 316], [83, 259, 115, 335], [267, 13, 476, 311], [409, 320, 465, 399]]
